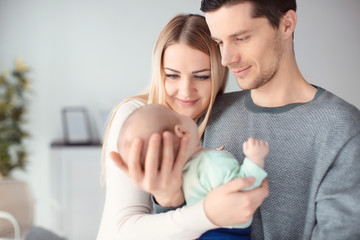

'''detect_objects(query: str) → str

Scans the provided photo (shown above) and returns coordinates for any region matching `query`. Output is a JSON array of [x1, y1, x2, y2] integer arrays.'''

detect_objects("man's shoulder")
[[316, 88, 360, 127]]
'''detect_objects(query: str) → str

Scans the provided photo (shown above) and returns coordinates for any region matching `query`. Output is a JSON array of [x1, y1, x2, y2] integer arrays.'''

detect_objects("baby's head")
[[117, 104, 201, 167]]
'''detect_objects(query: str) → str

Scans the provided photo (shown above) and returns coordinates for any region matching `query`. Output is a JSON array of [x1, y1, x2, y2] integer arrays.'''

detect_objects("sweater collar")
[[245, 86, 325, 114]]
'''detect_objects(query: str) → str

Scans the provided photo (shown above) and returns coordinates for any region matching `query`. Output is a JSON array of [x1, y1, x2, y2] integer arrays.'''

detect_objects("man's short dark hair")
[[200, 0, 297, 28]]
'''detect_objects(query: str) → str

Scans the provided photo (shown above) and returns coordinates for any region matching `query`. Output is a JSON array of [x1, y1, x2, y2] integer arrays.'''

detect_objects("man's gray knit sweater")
[[202, 87, 360, 240]]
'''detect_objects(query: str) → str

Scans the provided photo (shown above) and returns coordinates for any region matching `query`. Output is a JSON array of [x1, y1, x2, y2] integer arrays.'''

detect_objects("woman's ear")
[[174, 125, 186, 138], [281, 9, 297, 39]]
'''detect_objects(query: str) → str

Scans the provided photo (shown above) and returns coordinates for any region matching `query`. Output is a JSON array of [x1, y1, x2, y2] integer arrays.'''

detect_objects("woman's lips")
[[176, 98, 199, 106], [233, 66, 251, 77]]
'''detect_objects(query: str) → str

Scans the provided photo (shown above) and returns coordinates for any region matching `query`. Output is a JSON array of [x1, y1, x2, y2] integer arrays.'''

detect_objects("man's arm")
[[154, 176, 269, 227], [312, 132, 360, 239], [116, 133, 268, 233]]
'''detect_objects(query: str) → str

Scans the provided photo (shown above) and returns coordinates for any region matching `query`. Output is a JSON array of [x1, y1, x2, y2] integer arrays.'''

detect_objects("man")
[[200, 0, 360, 239], [113, 1, 360, 239]]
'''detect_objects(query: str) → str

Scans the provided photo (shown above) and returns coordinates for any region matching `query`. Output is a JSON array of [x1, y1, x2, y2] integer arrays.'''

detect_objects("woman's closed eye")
[[166, 74, 180, 80], [194, 75, 210, 80]]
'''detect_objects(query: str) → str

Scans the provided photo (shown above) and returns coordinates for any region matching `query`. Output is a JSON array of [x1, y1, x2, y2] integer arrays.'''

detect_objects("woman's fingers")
[[160, 131, 175, 180], [144, 133, 162, 189], [117, 132, 185, 207], [150, 131, 186, 206], [127, 138, 145, 186], [173, 135, 189, 177]]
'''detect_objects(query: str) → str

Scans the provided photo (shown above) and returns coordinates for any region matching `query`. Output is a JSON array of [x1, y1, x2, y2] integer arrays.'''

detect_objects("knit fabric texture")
[[201, 87, 360, 240]]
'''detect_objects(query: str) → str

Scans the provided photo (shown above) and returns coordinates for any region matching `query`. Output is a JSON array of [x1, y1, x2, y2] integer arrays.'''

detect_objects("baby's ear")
[[174, 125, 186, 137], [110, 151, 129, 176]]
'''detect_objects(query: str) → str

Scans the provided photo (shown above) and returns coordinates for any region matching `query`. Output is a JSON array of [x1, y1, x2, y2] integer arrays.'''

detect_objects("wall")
[[0, 0, 359, 232]]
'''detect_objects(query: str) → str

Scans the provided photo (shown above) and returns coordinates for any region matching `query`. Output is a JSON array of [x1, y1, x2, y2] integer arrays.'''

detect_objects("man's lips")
[[176, 98, 199, 106], [233, 66, 251, 77]]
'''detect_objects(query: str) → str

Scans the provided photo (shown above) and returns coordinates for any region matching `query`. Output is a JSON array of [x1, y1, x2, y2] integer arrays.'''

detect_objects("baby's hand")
[[242, 137, 269, 169]]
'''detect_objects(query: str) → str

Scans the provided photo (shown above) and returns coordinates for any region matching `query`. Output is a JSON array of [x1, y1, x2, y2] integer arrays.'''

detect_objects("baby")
[[115, 104, 268, 238]]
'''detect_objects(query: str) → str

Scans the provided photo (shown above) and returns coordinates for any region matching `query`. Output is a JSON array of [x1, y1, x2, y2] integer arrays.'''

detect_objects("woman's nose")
[[179, 78, 194, 96]]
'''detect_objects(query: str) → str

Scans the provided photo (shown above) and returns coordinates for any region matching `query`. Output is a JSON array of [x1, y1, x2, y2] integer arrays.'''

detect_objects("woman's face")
[[163, 43, 212, 120]]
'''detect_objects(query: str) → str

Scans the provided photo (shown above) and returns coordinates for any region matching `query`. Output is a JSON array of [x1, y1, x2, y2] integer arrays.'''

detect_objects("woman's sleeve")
[[96, 100, 216, 240]]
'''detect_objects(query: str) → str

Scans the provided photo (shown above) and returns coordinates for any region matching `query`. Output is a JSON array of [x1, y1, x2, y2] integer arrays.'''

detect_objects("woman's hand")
[[111, 131, 189, 207], [204, 178, 269, 226]]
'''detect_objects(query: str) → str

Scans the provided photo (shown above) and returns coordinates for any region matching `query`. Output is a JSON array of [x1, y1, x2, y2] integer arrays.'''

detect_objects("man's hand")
[[111, 131, 189, 207], [204, 178, 269, 226]]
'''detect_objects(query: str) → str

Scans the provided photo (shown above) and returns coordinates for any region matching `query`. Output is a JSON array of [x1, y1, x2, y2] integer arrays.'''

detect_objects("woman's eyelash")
[[195, 75, 210, 80], [166, 74, 179, 79], [166, 74, 210, 80]]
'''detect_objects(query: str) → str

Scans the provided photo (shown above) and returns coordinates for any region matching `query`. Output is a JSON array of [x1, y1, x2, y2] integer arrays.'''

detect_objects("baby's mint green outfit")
[[182, 150, 267, 229]]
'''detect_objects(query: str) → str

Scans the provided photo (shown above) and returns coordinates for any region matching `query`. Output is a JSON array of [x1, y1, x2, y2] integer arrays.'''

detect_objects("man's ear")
[[281, 9, 297, 40], [174, 125, 186, 138]]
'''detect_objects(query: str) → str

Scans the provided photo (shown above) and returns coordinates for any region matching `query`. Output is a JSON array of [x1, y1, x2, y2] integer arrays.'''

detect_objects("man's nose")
[[221, 43, 240, 67]]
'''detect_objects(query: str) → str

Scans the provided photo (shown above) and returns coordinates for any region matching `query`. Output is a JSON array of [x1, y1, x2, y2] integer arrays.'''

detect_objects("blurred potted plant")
[[0, 58, 33, 238], [0, 58, 31, 178]]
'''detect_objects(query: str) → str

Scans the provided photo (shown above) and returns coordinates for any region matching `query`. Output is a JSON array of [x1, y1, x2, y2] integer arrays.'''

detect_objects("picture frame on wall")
[[62, 107, 92, 145]]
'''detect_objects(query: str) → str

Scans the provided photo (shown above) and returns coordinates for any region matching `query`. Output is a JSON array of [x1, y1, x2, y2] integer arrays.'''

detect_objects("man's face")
[[205, 2, 284, 90]]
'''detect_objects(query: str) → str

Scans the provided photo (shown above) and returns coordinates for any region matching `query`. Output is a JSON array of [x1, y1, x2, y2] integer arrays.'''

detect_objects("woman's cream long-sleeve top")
[[96, 99, 216, 240]]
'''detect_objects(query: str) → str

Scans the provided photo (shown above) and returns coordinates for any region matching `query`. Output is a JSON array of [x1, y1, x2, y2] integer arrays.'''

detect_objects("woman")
[[97, 14, 265, 239]]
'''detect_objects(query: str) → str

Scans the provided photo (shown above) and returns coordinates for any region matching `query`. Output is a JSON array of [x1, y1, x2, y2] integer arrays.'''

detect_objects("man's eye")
[[235, 36, 249, 42]]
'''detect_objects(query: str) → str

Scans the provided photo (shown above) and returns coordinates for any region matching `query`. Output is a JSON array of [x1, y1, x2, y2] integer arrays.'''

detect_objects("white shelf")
[[50, 144, 104, 240]]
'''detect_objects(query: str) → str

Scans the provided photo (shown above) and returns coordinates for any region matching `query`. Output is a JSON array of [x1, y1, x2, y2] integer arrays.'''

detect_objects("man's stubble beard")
[[236, 34, 283, 91]]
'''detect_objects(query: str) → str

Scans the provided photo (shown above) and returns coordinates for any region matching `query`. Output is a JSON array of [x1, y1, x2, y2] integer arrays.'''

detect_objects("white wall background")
[[0, 0, 359, 231]]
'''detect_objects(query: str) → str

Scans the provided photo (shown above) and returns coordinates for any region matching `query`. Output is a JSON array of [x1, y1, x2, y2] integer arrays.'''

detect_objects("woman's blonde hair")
[[101, 14, 228, 185]]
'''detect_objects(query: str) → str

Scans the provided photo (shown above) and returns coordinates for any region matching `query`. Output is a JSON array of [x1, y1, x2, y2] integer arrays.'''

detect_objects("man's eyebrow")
[[212, 29, 251, 41], [192, 69, 211, 74], [230, 29, 251, 38], [164, 68, 180, 73]]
